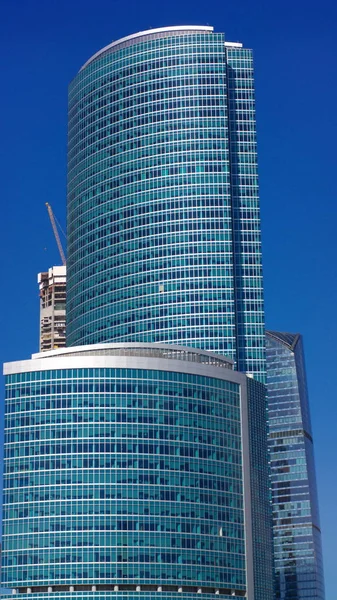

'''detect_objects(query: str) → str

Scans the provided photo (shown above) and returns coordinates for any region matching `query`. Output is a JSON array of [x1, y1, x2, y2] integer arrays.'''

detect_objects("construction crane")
[[45, 202, 66, 266]]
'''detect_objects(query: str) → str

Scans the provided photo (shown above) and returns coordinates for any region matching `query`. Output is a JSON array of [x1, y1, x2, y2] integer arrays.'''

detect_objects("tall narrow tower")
[[266, 331, 325, 600], [67, 26, 265, 382]]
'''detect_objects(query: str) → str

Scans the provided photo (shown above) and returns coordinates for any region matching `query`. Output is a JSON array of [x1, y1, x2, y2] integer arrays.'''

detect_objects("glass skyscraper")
[[266, 331, 325, 600], [3, 343, 271, 600], [67, 25, 265, 382], [1, 25, 275, 600]]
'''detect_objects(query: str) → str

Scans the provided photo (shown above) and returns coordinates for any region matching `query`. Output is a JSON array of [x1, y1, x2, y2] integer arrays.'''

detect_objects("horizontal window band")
[[268, 429, 313, 443], [12, 584, 246, 597]]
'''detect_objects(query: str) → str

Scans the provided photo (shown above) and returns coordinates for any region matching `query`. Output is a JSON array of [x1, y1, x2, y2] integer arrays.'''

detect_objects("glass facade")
[[1, 26, 275, 600], [67, 26, 265, 382], [266, 331, 325, 600], [3, 344, 255, 600], [246, 377, 274, 600]]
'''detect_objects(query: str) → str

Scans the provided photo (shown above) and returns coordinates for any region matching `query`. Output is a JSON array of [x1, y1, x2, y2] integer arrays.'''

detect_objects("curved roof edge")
[[80, 25, 214, 72], [30, 341, 233, 365], [266, 330, 301, 351], [4, 342, 242, 384]]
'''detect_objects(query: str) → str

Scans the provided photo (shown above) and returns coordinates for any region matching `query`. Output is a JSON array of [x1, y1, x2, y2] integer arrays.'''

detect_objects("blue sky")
[[1, 0, 336, 596]]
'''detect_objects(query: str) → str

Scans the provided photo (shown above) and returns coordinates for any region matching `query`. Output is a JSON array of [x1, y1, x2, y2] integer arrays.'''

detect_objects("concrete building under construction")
[[38, 265, 66, 351]]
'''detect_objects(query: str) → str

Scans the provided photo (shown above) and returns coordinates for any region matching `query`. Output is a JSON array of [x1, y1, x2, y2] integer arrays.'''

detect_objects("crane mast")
[[45, 202, 66, 266]]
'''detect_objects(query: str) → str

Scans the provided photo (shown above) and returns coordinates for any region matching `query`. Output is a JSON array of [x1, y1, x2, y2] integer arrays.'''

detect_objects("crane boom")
[[45, 203, 66, 266]]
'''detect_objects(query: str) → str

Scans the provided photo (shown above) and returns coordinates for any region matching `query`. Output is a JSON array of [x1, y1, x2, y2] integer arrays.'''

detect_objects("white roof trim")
[[3, 354, 244, 385], [29, 341, 233, 364], [80, 26, 214, 72], [224, 41, 243, 48]]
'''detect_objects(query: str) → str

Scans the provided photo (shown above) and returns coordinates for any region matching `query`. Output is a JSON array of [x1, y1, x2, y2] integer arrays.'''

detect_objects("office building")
[[38, 266, 67, 352], [67, 25, 265, 382], [3, 342, 271, 600], [1, 26, 274, 600], [266, 331, 325, 599]]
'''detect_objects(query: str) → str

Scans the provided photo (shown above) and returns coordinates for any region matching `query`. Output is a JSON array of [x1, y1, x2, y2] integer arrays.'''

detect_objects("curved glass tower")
[[3, 343, 254, 600], [67, 26, 265, 381], [1, 26, 275, 600], [266, 331, 325, 600]]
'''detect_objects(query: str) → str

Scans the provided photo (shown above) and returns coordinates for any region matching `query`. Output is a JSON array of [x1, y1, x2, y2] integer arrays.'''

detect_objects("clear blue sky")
[[1, 0, 336, 597]]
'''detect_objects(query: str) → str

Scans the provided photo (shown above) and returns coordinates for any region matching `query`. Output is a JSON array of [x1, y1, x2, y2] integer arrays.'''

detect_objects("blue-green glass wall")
[[226, 48, 264, 380], [266, 332, 325, 600], [246, 377, 274, 600], [67, 30, 265, 382], [3, 366, 245, 598]]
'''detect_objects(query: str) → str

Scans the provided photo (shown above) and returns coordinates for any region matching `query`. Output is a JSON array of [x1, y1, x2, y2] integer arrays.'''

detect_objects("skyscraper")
[[1, 25, 274, 600], [67, 25, 264, 382], [266, 331, 325, 600], [3, 342, 272, 600]]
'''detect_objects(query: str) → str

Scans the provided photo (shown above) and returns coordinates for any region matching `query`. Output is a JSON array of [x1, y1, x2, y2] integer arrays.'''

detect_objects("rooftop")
[[266, 330, 301, 351], [31, 342, 234, 369], [80, 25, 215, 71]]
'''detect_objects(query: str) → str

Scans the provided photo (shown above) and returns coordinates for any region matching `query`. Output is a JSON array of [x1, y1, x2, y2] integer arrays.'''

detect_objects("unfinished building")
[[38, 266, 66, 351]]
